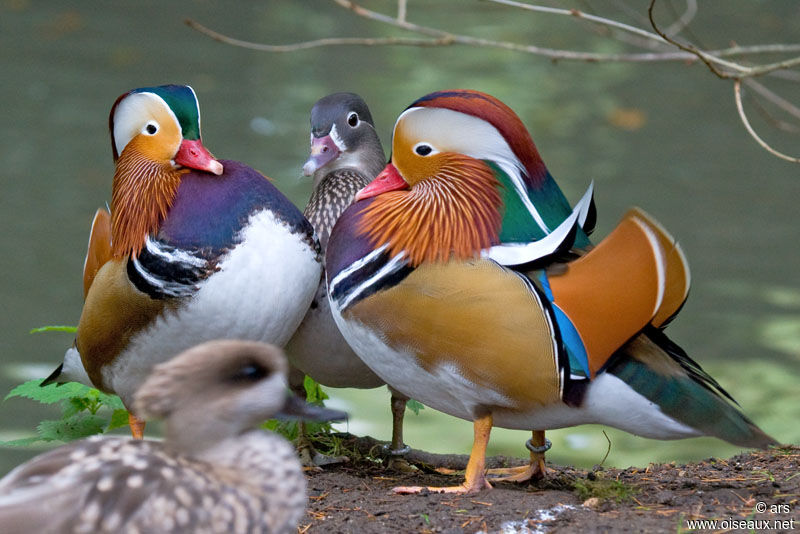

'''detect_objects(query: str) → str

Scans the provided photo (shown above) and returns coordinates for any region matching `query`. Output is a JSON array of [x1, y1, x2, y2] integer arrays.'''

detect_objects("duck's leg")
[[128, 413, 146, 440], [486, 430, 550, 482], [290, 367, 348, 469], [385, 388, 417, 472], [393, 412, 493, 494]]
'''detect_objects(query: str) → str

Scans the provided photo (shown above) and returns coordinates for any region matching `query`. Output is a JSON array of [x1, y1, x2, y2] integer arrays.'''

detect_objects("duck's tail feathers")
[[608, 329, 777, 450]]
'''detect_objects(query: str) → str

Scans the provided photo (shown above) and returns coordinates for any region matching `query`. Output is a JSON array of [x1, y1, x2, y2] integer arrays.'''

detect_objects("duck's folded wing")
[[345, 259, 565, 409]]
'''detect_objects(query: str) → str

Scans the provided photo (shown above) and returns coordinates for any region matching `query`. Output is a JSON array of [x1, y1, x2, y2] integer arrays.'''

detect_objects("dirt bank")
[[300, 435, 799, 533]]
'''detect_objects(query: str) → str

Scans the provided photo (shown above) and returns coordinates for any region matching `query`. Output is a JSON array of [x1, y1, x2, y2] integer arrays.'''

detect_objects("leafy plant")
[[1, 380, 129, 446], [0, 325, 129, 447], [263, 375, 333, 440]]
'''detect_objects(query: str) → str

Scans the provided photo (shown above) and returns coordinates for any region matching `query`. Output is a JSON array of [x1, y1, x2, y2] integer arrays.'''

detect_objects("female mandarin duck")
[[325, 89, 776, 494], [286, 93, 412, 466], [0, 340, 345, 534], [46, 85, 321, 437]]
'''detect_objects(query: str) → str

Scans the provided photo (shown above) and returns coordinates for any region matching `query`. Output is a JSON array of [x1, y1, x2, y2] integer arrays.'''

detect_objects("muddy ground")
[[299, 435, 799, 533]]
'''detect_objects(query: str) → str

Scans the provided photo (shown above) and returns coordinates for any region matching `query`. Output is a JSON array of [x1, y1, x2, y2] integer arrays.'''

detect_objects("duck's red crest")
[[409, 90, 547, 186]]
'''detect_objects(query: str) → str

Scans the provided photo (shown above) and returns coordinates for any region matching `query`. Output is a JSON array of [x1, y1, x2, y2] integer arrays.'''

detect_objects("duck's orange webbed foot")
[[486, 430, 550, 483]]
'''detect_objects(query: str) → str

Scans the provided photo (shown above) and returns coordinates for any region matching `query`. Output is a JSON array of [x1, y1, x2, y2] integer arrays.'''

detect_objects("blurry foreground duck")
[[45, 85, 321, 437], [326, 89, 777, 494], [0, 340, 345, 534]]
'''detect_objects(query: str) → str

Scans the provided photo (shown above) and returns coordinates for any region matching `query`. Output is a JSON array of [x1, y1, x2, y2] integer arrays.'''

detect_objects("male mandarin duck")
[[0, 340, 346, 534], [285, 93, 413, 465], [325, 89, 776, 494], [46, 85, 322, 437]]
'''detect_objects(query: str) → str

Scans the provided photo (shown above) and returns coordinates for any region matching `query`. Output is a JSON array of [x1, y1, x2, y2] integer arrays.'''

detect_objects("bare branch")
[[484, 0, 669, 46], [648, 0, 800, 78], [397, 0, 407, 23], [184, 0, 800, 163], [745, 79, 800, 122], [735, 80, 800, 163], [187, 2, 800, 67], [184, 19, 451, 51], [662, 0, 697, 38]]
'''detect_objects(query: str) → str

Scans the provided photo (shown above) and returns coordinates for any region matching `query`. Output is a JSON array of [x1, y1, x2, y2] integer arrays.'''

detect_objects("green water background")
[[1, 1, 798, 475]]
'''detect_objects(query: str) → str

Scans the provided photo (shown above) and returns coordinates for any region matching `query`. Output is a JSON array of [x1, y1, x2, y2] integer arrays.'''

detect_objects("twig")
[[744, 79, 800, 122], [735, 80, 800, 163], [485, 0, 670, 45], [648, 0, 800, 78], [749, 96, 800, 134], [397, 0, 407, 23], [184, 19, 452, 51], [184, 1, 800, 163], [599, 430, 612, 467], [648, 0, 742, 77], [187, 1, 800, 66], [662, 0, 698, 38]]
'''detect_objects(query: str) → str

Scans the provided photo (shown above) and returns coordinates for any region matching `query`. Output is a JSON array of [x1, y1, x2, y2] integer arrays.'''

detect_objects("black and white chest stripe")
[[328, 245, 414, 312], [127, 237, 218, 299]]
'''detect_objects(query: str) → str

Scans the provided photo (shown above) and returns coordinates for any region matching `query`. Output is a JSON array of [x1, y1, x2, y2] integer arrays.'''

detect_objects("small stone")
[[583, 497, 601, 509]]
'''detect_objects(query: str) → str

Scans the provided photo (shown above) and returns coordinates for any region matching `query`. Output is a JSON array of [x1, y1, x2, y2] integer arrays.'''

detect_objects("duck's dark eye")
[[229, 361, 269, 383], [144, 122, 158, 135], [415, 144, 433, 156], [347, 112, 358, 127]]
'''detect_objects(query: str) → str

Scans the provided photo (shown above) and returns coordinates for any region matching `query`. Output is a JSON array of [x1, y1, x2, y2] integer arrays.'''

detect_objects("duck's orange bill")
[[356, 163, 408, 201]]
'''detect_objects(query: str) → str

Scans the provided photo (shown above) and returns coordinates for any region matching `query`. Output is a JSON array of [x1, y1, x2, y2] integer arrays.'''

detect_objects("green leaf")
[[4, 380, 95, 404], [62, 396, 93, 418], [406, 399, 425, 415], [37, 414, 106, 442], [303, 375, 329, 405], [98, 392, 125, 411], [107, 409, 131, 431], [0, 436, 47, 447], [29, 325, 77, 334], [262, 419, 299, 440]]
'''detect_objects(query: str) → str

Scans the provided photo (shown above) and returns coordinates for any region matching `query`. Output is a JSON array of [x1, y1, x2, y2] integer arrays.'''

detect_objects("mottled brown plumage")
[[303, 168, 370, 250], [0, 341, 320, 534]]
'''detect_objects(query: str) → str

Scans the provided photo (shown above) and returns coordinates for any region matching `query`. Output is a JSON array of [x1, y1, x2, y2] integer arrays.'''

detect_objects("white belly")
[[285, 282, 384, 389], [106, 210, 321, 407]]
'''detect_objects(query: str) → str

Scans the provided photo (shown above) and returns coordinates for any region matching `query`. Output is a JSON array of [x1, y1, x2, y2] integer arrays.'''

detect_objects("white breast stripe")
[[337, 252, 407, 311], [131, 256, 197, 297], [144, 237, 207, 267], [328, 244, 388, 296]]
